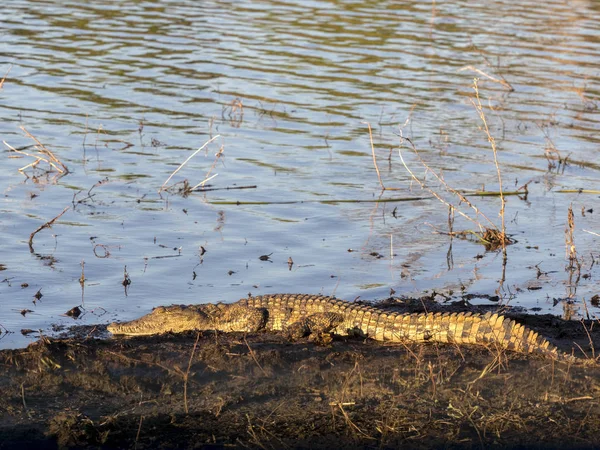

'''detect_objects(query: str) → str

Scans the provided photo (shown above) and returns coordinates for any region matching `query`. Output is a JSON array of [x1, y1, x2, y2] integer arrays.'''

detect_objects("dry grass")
[[194, 144, 224, 191], [159, 135, 221, 194], [395, 78, 514, 251], [244, 335, 268, 376], [470, 78, 508, 249], [4, 329, 600, 448], [4, 126, 69, 176], [459, 65, 514, 91], [183, 332, 201, 414], [573, 75, 598, 110], [565, 203, 579, 268], [538, 121, 570, 172], [398, 137, 511, 250], [364, 122, 385, 190], [222, 98, 244, 127], [0, 64, 12, 89], [364, 122, 405, 191], [565, 204, 583, 304], [399, 136, 496, 233]]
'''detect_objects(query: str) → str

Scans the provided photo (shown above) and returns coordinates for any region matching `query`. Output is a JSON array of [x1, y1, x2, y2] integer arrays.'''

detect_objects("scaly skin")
[[108, 294, 565, 358]]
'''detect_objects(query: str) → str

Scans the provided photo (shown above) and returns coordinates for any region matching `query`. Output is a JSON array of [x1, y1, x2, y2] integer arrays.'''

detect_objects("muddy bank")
[[1, 313, 600, 449]]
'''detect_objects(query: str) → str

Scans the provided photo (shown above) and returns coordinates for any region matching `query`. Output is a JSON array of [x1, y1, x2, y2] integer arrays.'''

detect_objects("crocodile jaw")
[[107, 306, 204, 336], [107, 318, 167, 335], [107, 303, 267, 336]]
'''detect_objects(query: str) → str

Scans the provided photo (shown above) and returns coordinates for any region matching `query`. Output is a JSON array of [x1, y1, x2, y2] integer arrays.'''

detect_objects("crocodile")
[[107, 294, 575, 359]]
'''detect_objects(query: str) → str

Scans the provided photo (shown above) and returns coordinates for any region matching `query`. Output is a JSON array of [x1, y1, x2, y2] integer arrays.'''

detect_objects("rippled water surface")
[[1, 0, 599, 348]]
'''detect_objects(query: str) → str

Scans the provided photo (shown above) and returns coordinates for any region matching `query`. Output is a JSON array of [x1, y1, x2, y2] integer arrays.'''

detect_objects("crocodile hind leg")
[[285, 312, 344, 344]]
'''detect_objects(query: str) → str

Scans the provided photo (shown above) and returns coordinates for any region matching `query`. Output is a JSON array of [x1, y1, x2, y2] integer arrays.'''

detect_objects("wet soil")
[[2, 309, 600, 449]]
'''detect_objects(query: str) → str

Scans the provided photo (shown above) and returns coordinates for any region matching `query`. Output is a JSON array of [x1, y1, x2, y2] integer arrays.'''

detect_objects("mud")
[[2, 310, 600, 449]]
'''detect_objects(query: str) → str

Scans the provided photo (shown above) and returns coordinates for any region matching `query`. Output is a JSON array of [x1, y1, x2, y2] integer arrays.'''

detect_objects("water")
[[0, 0, 599, 348]]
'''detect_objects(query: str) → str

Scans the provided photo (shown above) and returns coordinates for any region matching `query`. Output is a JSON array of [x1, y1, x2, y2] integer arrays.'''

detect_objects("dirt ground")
[[2, 308, 600, 449]]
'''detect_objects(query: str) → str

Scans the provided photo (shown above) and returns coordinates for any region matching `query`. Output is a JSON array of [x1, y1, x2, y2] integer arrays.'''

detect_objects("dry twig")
[[28, 206, 69, 252], [398, 137, 486, 233], [4, 126, 69, 175], [244, 336, 267, 376], [364, 122, 385, 190], [183, 332, 201, 414], [470, 79, 507, 242], [401, 135, 497, 232], [0, 64, 12, 89], [159, 135, 220, 192], [459, 65, 513, 91], [191, 145, 224, 191], [21, 126, 69, 173], [565, 204, 577, 262]]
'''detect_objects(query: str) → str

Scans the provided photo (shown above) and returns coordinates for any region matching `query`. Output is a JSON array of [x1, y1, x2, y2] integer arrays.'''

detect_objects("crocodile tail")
[[359, 310, 562, 357]]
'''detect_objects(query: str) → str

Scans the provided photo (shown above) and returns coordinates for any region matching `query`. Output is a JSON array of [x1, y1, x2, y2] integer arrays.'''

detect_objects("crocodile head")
[[107, 305, 209, 336]]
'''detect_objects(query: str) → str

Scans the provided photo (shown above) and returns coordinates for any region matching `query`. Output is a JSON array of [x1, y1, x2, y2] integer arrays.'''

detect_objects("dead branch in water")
[[29, 206, 70, 253], [459, 66, 514, 92], [193, 184, 256, 193]]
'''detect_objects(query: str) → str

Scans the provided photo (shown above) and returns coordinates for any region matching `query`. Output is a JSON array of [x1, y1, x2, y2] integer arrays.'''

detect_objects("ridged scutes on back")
[[212, 294, 563, 358]]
